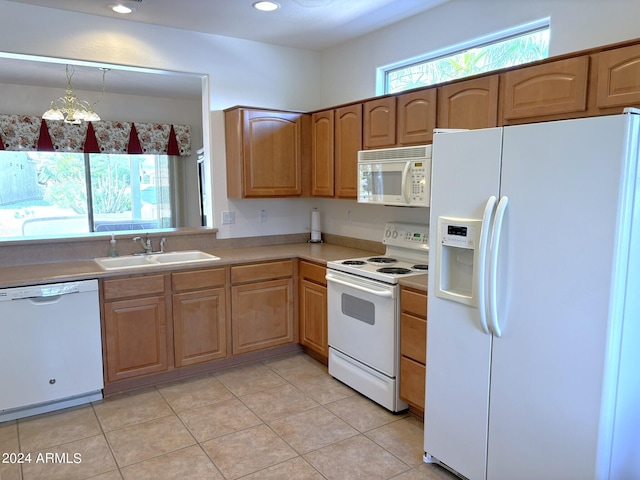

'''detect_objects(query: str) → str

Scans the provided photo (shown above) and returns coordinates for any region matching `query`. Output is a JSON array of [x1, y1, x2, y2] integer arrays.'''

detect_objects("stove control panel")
[[383, 222, 429, 250]]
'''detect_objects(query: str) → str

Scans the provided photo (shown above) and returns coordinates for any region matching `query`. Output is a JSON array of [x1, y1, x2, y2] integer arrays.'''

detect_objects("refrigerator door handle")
[[488, 195, 509, 338], [477, 195, 497, 335]]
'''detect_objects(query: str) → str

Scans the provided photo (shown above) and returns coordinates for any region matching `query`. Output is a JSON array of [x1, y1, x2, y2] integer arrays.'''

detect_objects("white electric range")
[[326, 222, 428, 412]]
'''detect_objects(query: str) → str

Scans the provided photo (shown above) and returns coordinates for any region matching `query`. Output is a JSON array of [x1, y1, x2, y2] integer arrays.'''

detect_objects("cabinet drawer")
[[400, 288, 427, 318], [299, 260, 326, 286], [172, 267, 226, 292], [401, 313, 427, 363], [231, 260, 293, 284], [103, 274, 166, 300], [400, 355, 426, 410]]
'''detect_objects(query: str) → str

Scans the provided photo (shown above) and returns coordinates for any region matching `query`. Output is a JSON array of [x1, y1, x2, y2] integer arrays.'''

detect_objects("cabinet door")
[[299, 278, 328, 358], [231, 278, 294, 354], [438, 75, 499, 129], [400, 356, 426, 410], [311, 110, 335, 196], [173, 288, 227, 367], [226, 108, 303, 198], [397, 89, 437, 145], [334, 104, 362, 198], [595, 44, 640, 108], [244, 110, 303, 196], [502, 56, 589, 121], [104, 296, 168, 382], [363, 97, 396, 148]]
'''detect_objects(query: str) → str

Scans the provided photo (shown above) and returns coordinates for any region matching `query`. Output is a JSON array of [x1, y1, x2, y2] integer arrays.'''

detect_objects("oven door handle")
[[325, 273, 394, 298]]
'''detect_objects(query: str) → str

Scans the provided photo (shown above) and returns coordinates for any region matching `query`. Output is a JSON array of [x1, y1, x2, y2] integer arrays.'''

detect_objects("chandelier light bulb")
[[42, 64, 107, 124]]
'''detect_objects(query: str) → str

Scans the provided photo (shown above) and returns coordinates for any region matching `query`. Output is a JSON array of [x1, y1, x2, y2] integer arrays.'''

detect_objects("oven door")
[[326, 270, 398, 377]]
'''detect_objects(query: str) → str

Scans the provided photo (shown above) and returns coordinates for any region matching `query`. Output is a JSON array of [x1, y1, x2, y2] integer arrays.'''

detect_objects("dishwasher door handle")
[[27, 295, 65, 305]]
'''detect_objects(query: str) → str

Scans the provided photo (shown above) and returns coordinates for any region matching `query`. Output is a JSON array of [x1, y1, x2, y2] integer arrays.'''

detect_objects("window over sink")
[[0, 151, 176, 239]]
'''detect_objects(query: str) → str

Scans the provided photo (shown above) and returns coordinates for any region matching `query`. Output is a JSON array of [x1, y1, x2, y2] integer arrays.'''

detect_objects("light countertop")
[[0, 242, 380, 289]]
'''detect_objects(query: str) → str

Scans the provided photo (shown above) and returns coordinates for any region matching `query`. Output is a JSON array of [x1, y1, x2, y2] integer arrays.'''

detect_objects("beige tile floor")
[[0, 353, 458, 480]]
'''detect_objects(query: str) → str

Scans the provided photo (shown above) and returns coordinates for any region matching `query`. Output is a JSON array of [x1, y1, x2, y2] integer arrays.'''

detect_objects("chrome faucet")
[[133, 234, 153, 254], [133, 234, 167, 254]]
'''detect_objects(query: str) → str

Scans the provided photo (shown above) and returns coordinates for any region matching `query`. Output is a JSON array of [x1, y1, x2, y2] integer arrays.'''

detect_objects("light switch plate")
[[221, 211, 235, 224]]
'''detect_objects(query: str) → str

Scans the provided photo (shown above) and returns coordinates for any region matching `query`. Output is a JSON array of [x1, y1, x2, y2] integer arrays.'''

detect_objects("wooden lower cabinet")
[[104, 295, 168, 382], [231, 260, 295, 355], [400, 356, 425, 411], [399, 286, 428, 413], [102, 268, 229, 386], [298, 261, 328, 359], [172, 267, 228, 367], [173, 287, 226, 367]]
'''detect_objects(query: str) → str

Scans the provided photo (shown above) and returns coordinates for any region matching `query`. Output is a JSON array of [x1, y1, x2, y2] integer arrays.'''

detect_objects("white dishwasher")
[[0, 279, 104, 421]]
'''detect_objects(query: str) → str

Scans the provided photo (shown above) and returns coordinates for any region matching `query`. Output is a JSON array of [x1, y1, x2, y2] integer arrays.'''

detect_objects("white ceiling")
[[1, 0, 447, 99]]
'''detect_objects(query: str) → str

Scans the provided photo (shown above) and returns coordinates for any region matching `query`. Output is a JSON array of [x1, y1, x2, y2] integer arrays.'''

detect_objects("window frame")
[[0, 150, 174, 239], [377, 18, 550, 96]]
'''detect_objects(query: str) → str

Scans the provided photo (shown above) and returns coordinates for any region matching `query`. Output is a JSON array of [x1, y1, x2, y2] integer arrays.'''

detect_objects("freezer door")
[[486, 114, 633, 480], [424, 128, 503, 480]]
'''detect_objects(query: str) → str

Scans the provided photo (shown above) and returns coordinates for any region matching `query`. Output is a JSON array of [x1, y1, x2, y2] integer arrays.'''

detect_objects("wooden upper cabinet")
[[595, 44, 640, 109], [363, 97, 396, 148], [502, 56, 589, 121], [310, 110, 335, 197], [438, 75, 499, 129], [225, 107, 304, 198], [334, 104, 362, 198], [397, 88, 437, 145]]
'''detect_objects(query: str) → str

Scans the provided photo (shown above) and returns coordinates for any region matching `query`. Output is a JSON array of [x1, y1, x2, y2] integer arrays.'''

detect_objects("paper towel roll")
[[310, 209, 322, 242]]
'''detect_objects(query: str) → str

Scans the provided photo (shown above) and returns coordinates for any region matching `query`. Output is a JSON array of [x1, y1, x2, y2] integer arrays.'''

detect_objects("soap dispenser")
[[108, 234, 119, 257]]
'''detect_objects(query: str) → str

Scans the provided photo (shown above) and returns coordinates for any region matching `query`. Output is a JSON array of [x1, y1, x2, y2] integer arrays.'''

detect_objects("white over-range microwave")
[[357, 144, 431, 207]]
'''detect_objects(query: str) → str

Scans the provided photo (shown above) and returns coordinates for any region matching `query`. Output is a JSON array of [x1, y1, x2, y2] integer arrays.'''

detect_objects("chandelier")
[[43, 65, 108, 124]]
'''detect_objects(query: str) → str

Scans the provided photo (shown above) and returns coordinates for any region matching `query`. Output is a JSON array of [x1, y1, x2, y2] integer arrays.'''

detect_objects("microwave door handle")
[[401, 162, 411, 203]]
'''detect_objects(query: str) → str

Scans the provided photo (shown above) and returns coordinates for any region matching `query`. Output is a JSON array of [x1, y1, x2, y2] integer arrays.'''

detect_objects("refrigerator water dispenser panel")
[[435, 217, 482, 306]]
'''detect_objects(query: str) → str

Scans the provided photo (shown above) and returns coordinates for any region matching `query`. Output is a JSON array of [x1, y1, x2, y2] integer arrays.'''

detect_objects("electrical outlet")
[[347, 210, 352, 221], [221, 211, 235, 224], [259, 209, 267, 222]]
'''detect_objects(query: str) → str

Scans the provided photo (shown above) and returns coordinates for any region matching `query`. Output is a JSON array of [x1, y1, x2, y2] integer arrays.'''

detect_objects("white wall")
[[314, 0, 640, 241]]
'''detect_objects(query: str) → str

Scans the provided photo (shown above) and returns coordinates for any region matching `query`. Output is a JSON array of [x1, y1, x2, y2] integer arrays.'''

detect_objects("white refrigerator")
[[424, 111, 640, 480]]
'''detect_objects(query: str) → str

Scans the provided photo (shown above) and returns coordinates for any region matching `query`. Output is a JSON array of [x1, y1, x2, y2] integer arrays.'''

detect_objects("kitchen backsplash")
[[0, 230, 383, 268]]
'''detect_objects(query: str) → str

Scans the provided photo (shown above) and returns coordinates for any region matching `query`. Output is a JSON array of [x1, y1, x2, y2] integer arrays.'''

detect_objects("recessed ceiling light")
[[252, 1, 280, 12], [110, 4, 134, 14]]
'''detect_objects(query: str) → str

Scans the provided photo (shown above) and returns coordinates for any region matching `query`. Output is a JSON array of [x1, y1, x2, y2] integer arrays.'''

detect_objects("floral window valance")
[[0, 114, 191, 156]]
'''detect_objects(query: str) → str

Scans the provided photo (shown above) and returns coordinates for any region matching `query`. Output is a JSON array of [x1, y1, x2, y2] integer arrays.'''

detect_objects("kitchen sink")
[[94, 250, 220, 270]]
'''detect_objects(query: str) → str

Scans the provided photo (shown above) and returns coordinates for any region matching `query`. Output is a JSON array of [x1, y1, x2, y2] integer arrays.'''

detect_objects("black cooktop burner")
[[412, 264, 429, 271], [342, 260, 366, 266], [368, 257, 397, 264], [377, 267, 412, 275]]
